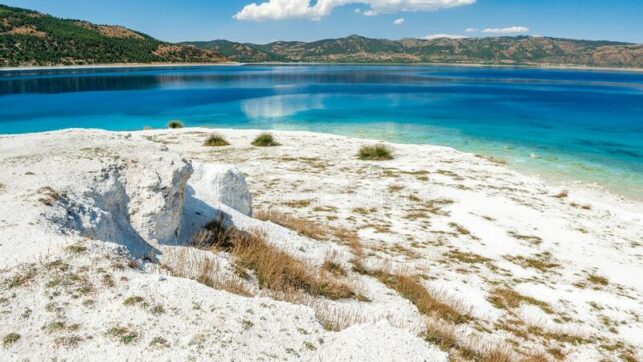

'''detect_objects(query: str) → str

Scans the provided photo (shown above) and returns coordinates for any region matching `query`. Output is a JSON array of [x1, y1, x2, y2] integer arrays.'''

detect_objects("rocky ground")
[[0, 128, 641, 361]]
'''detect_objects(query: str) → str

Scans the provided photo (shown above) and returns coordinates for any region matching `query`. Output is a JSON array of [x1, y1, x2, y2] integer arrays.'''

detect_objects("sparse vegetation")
[[44, 320, 80, 334], [357, 144, 393, 161], [106, 326, 139, 345], [251, 133, 280, 147], [5, 265, 36, 288], [588, 274, 609, 286], [488, 287, 554, 314], [192, 216, 355, 300], [322, 260, 346, 277], [64, 243, 88, 254], [167, 120, 184, 129], [504, 252, 559, 272], [2, 333, 20, 347], [255, 210, 324, 239], [203, 133, 230, 147], [149, 336, 170, 348], [123, 296, 145, 306], [37, 186, 62, 206]]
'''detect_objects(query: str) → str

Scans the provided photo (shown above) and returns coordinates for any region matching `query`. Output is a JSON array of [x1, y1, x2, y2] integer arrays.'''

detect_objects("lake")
[[1, 65, 642, 198]]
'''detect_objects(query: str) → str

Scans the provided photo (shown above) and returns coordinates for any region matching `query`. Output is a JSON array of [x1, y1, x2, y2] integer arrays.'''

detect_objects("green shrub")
[[203, 133, 229, 147], [251, 133, 280, 147], [167, 120, 184, 129], [357, 144, 393, 160]]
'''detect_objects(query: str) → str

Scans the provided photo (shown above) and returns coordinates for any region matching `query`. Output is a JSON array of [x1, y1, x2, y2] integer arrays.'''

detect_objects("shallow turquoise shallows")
[[1, 65, 642, 199]]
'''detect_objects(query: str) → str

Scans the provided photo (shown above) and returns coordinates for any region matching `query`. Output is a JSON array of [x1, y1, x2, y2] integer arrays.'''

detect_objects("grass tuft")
[[106, 326, 139, 345], [488, 287, 554, 314], [167, 120, 183, 129], [587, 274, 609, 286], [252, 133, 280, 147], [203, 133, 230, 147], [2, 333, 20, 347], [357, 144, 393, 161]]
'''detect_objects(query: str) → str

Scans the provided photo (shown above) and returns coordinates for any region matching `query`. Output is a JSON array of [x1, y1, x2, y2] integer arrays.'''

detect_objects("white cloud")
[[464, 27, 478, 33], [393, 17, 405, 25], [481, 26, 529, 34], [363, 10, 378, 16], [234, 0, 476, 21], [424, 33, 467, 40]]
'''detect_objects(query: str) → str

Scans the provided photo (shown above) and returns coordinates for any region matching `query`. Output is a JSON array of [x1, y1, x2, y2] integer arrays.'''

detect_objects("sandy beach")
[[0, 128, 641, 361]]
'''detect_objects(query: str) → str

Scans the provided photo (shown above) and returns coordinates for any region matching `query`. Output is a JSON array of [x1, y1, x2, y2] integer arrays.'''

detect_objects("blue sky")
[[2, 0, 642, 43]]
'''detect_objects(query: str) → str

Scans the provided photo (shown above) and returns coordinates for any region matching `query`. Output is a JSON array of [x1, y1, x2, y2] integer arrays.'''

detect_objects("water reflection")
[[241, 94, 326, 119]]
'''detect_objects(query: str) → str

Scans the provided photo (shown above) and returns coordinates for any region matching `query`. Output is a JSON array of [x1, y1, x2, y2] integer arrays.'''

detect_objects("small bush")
[[357, 144, 393, 161], [251, 133, 280, 147], [203, 133, 230, 147], [167, 120, 184, 129]]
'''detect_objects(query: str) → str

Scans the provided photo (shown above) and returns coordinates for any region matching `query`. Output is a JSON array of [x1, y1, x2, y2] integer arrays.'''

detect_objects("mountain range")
[[183, 35, 642, 68], [1, 4, 641, 68]]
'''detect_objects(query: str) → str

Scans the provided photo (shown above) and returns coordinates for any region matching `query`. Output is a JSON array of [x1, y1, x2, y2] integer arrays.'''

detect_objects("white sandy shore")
[[0, 128, 641, 361]]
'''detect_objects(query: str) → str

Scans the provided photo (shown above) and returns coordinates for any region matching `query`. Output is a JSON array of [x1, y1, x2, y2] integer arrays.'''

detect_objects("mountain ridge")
[[183, 34, 642, 68], [0, 4, 226, 67]]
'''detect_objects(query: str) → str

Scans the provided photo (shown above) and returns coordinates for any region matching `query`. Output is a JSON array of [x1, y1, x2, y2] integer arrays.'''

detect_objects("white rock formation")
[[189, 162, 253, 217]]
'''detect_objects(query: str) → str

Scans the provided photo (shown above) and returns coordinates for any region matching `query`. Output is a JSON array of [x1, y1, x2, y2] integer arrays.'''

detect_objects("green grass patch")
[[251, 133, 280, 147], [203, 133, 230, 147], [357, 144, 393, 161]]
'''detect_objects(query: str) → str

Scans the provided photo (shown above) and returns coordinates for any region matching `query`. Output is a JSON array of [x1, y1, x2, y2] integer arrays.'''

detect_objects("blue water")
[[1, 65, 642, 198]]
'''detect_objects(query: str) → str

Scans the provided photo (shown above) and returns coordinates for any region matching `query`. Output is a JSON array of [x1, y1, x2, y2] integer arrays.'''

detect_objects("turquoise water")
[[1, 65, 642, 198]]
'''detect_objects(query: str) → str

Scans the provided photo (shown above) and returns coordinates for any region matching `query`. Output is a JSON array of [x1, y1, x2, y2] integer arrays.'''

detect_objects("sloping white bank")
[[0, 129, 447, 361]]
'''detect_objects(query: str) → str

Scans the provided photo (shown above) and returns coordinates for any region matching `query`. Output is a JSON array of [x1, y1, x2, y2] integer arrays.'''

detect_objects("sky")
[[2, 0, 642, 44]]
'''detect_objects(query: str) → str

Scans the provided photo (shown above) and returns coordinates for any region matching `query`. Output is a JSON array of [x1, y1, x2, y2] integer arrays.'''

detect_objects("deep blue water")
[[1, 65, 642, 198]]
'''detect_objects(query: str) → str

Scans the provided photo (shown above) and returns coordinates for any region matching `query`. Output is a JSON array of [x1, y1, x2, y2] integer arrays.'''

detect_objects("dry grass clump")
[[162, 247, 253, 297], [446, 250, 491, 264], [255, 210, 325, 240], [352, 262, 469, 324], [357, 144, 394, 161], [508, 231, 543, 245], [203, 133, 230, 147], [252, 133, 280, 147], [192, 216, 355, 300], [423, 318, 521, 362], [379, 273, 469, 324], [255, 210, 362, 258], [38, 186, 63, 206], [322, 260, 346, 278], [587, 274, 609, 286], [488, 287, 554, 315], [167, 120, 183, 129], [4, 265, 37, 288], [504, 252, 559, 273]]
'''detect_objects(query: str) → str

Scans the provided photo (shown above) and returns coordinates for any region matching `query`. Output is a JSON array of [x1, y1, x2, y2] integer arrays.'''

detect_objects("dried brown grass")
[[193, 216, 355, 300]]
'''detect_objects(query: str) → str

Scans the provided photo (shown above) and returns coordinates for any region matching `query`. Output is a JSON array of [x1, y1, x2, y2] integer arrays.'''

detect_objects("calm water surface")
[[1, 65, 642, 198]]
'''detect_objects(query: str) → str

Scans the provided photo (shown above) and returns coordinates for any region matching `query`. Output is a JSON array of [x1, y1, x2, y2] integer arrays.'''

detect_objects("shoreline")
[[3, 126, 640, 208], [1, 61, 642, 73]]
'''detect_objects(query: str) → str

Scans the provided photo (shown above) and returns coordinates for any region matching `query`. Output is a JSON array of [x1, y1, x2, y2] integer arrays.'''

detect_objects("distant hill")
[[1, 3, 640, 69], [0, 4, 226, 67], [185, 35, 642, 68]]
